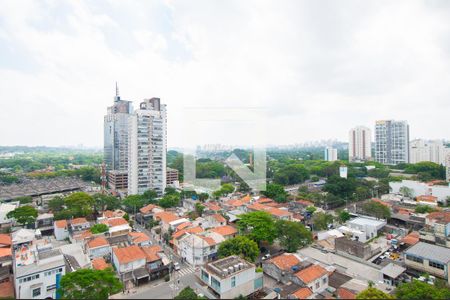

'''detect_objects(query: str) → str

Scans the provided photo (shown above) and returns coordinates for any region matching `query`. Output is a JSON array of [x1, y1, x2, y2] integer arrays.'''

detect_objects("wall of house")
[[89, 245, 111, 259], [404, 256, 448, 281], [112, 254, 146, 274], [15, 265, 65, 299], [54, 227, 68, 241]]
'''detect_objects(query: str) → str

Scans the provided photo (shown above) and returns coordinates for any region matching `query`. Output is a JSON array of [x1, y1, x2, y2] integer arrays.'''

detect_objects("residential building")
[[108, 170, 128, 191], [0, 235, 12, 283], [410, 139, 448, 165], [102, 217, 131, 237], [199, 255, 263, 299], [375, 120, 409, 164], [128, 232, 151, 246], [128, 98, 167, 196], [0, 203, 17, 229], [346, 217, 386, 242], [104, 84, 133, 171], [70, 217, 90, 233], [86, 237, 111, 259], [154, 211, 181, 233], [324, 147, 338, 162], [390, 180, 450, 205], [54, 220, 69, 241], [92, 257, 111, 271], [166, 167, 179, 185], [263, 253, 308, 284], [349, 126, 372, 162], [178, 232, 225, 266], [204, 214, 227, 228], [404, 242, 450, 283], [112, 245, 149, 284], [210, 225, 237, 240], [292, 264, 329, 294], [141, 245, 171, 280], [13, 241, 66, 299], [446, 153, 450, 182]]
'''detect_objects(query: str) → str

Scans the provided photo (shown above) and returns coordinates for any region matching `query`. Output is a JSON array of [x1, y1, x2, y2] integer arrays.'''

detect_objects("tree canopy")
[[174, 287, 203, 300], [7, 205, 38, 225], [312, 212, 334, 230], [64, 192, 95, 217], [356, 287, 394, 299], [91, 223, 109, 234], [275, 220, 312, 252], [237, 211, 276, 245], [217, 236, 259, 262], [260, 183, 287, 203], [395, 279, 450, 300], [58, 268, 122, 300], [362, 200, 391, 220]]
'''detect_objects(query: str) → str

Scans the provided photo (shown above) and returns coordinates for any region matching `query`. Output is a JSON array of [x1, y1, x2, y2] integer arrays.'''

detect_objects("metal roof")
[[405, 242, 450, 264]]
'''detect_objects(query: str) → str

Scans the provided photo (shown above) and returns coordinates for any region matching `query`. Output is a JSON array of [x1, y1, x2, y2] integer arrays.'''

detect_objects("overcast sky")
[[1, 0, 450, 148]]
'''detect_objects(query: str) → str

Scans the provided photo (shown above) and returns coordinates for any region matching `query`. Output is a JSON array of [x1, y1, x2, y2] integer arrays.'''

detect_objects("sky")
[[1, 0, 450, 149]]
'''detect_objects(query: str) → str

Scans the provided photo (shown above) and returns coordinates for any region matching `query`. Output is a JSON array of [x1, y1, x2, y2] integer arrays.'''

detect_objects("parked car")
[[173, 262, 181, 271], [262, 254, 271, 260]]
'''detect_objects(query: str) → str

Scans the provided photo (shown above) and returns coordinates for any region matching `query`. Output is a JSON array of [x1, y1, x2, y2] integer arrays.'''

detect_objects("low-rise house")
[[92, 257, 111, 270], [380, 263, 407, 286], [223, 199, 246, 212], [141, 245, 170, 280], [292, 264, 329, 294], [290, 287, 314, 299], [263, 253, 309, 284], [210, 225, 237, 240], [154, 211, 181, 233], [417, 195, 438, 206], [179, 232, 225, 265], [59, 243, 91, 271], [247, 203, 293, 220], [172, 226, 204, 254], [86, 237, 111, 259], [112, 245, 149, 284], [205, 214, 227, 228], [35, 213, 54, 234], [138, 204, 163, 224], [128, 231, 151, 246], [0, 203, 17, 229], [346, 217, 386, 242], [0, 234, 11, 248], [0, 246, 12, 283], [54, 220, 69, 241], [12, 228, 36, 248], [404, 242, 450, 283], [199, 255, 263, 299], [102, 217, 131, 237], [70, 217, 90, 232], [421, 212, 450, 246], [204, 202, 222, 213]]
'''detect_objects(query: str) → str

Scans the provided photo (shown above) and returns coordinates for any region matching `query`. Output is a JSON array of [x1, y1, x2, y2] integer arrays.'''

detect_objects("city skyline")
[[1, 1, 450, 148]]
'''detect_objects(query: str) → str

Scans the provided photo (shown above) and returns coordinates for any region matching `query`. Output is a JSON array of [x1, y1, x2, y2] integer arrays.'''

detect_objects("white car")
[[173, 262, 181, 271], [262, 254, 271, 260]]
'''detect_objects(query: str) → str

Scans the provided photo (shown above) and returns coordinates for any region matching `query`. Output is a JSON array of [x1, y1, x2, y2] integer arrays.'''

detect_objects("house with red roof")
[[92, 257, 111, 270], [128, 231, 151, 246], [292, 264, 329, 294], [210, 225, 237, 240], [54, 220, 69, 241], [86, 236, 111, 259], [205, 213, 227, 228], [112, 245, 149, 283]]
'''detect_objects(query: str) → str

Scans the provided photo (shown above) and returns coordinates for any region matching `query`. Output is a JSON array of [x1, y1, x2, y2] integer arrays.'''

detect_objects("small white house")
[[112, 245, 146, 275], [86, 237, 111, 259], [347, 217, 386, 242], [54, 220, 69, 241]]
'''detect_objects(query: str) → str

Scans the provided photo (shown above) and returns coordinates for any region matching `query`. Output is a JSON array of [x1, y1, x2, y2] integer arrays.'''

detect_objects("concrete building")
[[104, 84, 133, 172], [410, 139, 448, 165], [54, 220, 69, 241], [446, 153, 450, 182], [390, 180, 450, 205], [166, 167, 179, 185], [292, 264, 329, 294], [112, 245, 148, 284], [375, 120, 409, 165], [178, 232, 225, 266], [349, 126, 372, 162], [13, 241, 66, 299], [86, 237, 111, 259], [335, 236, 380, 260], [108, 170, 128, 191], [404, 242, 450, 283], [199, 255, 263, 299], [128, 98, 167, 196], [346, 217, 386, 242], [324, 147, 338, 162]]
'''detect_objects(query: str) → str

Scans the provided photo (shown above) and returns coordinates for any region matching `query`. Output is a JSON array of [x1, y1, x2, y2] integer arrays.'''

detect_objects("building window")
[[315, 282, 320, 289], [32, 288, 41, 298], [47, 284, 56, 291], [406, 254, 423, 264], [211, 277, 221, 292], [201, 270, 209, 283], [231, 276, 236, 287], [254, 277, 263, 290], [429, 261, 445, 270], [323, 277, 327, 284]]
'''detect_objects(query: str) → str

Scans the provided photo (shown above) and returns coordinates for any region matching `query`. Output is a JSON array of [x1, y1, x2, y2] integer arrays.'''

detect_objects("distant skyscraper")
[[128, 98, 167, 196], [375, 120, 409, 165], [324, 147, 338, 161], [349, 126, 372, 162], [104, 83, 133, 171], [446, 153, 450, 182], [410, 139, 449, 165]]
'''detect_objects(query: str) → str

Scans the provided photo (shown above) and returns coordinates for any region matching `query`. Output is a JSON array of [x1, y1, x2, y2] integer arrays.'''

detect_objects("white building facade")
[[410, 139, 449, 165], [324, 147, 338, 162], [349, 126, 372, 162], [375, 120, 409, 165], [128, 98, 167, 196]]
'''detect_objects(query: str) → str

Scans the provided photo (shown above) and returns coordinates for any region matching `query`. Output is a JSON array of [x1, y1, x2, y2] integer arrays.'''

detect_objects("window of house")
[[315, 282, 320, 289], [429, 261, 445, 270], [32, 288, 41, 298], [231, 276, 236, 287], [322, 277, 327, 284]]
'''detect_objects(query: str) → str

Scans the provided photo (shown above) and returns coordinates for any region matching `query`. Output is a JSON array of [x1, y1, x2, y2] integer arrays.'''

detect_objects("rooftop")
[[92, 257, 110, 270], [113, 245, 146, 264], [87, 237, 109, 249], [204, 255, 253, 278], [267, 253, 301, 271], [405, 242, 450, 264], [55, 220, 67, 229], [292, 287, 313, 299], [348, 217, 386, 227], [295, 264, 328, 284], [380, 263, 406, 278], [211, 225, 237, 236]]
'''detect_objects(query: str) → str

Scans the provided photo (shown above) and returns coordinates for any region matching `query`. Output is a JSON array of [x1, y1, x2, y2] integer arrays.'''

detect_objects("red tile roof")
[[211, 225, 237, 236], [172, 226, 204, 239], [337, 287, 356, 299], [141, 245, 163, 262], [201, 236, 217, 246], [417, 195, 438, 203], [240, 195, 252, 203], [0, 281, 14, 299], [268, 254, 300, 270], [295, 264, 328, 284], [426, 211, 450, 224], [296, 200, 314, 206], [140, 204, 159, 214], [402, 232, 420, 246], [107, 217, 129, 227], [292, 287, 313, 299], [92, 257, 110, 270], [205, 202, 222, 211], [71, 217, 88, 225], [0, 248, 11, 258], [211, 214, 226, 223], [129, 232, 151, 244], [176, 222, 192, 231], [55, 220, 68, 229], [87, 237, 109, 249], [103, 210, 114, 218], [225, 199, 244, 207], [0, 234, 11, 246], [113, 245, 146, 264], [155, 212, 180, 223]]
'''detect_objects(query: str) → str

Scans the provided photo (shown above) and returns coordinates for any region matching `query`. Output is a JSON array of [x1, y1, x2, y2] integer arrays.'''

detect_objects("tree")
[[175, 287, 201, 300], [276, 220, 312, 252], [58, 268, 122, 300], [14, 196, 32, 204], [91, 223, 109, 234], [323, 175, 357, 199], [64, 192, 95, 217], [158, 194, 180, 208], [415, 205, 436, 214], [362, 201, 391, 220], [237, 211, 276, 245], [142, 189, 158, 200], [198, 192, 209, 202], [7, 206, 38, 225], [312, 212, 334, 230], [92, 194, 121, 212], [217, 236, 259, 262], [337, 210, 351, 223], [122, 194, 145, 213], [305, 206, 316, 215], [261, 183, 287, 203], [399, 186, 413, 198], [395, 279, 450, 300], [48, 196, 65, 212], [356, 287, 394, 299], [195, 203, 205, 217]]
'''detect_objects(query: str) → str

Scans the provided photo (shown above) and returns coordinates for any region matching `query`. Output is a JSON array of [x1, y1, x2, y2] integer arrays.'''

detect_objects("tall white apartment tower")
[[104, 84, 133, 171], [375, 120, 409, 165], [324, 147, 338, 161], [128, 98, 167, 196], [349, 126, 372, 162]]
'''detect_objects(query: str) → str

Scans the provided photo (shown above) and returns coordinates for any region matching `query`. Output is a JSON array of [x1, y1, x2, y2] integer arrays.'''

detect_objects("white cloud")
[[0, 0, 449, 148]]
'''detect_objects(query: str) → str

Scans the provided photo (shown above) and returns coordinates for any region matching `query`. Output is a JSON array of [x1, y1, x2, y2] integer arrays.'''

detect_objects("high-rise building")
[[410, 139, 448, 165], [446, 153, 450, 182], [375, 120, 409, 165], [324, 147, 338, 161], [128, 98, 167, 196], [104, 83, 133, 171], [349, 126, 372, 162]]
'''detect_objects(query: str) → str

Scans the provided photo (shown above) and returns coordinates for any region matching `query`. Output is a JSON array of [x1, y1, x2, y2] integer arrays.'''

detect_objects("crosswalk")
[[176, 266, 196, 277]]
